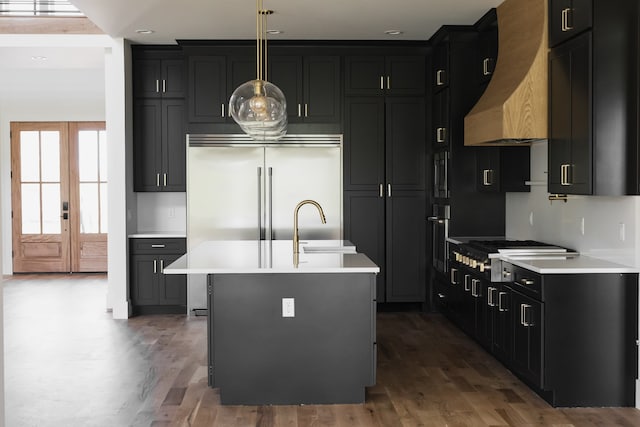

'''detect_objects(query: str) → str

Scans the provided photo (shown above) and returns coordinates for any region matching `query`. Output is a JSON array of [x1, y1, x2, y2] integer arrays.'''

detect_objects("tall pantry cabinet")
[[343, 51, 428, 303]]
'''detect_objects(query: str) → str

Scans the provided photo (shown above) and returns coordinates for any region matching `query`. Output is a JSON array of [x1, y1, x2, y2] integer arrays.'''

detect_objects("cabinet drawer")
[[130, 238, 186, 255], [505, 264, 542, 299]]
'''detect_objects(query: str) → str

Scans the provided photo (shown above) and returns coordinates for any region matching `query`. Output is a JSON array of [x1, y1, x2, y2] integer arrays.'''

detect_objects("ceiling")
[[67, 0, 503, 44]]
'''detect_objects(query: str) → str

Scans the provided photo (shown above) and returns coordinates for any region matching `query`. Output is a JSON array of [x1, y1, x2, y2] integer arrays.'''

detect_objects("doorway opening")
[[10, 121, 108, 273]]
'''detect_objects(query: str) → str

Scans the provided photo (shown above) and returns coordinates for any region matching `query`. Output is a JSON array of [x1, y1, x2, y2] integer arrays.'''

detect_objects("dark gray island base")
[[207, 272, 376, 405]]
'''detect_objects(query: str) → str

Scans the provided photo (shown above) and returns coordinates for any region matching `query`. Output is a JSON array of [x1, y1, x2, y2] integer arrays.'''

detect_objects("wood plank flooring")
[[4, 274, 640, 426]]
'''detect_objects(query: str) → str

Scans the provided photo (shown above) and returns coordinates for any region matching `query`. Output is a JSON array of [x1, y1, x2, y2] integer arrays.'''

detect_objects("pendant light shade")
[[229, 0, 287, 140]]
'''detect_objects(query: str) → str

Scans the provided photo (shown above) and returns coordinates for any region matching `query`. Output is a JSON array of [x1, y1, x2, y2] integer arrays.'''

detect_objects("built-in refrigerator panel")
[[266, 146, 342, 240], [187, 146, 264, 248]]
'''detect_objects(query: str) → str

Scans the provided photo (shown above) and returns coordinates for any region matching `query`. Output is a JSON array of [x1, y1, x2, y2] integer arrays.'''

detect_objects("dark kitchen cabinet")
[[344, 55, 425, 96], [133, 53, 185, 99], [269, 55, 341, 123], [129, 238, 187, 315], [344, 95, 426, 303], [510, 288, 543, 388], [133, 98, 186, 192], [548, 32, 591, 195], [549, 0, 593, 48], [477, 147, 531, 193], [547, 0, 640, 195], [475, 9, 498, 87], [492, 284, 513, 363]]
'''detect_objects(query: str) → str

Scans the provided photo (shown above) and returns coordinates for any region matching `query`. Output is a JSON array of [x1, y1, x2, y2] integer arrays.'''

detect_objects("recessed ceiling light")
[[31, 56, 48, 61], [135, 29, 155, 35], [384, 30, 404, 36], [266, 29, 283, 35]]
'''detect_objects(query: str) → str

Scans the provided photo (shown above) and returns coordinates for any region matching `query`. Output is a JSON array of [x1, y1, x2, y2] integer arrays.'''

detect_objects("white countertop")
[[128, 231, 187, 238], [501, 254, 638, 274], [164, 240, 380, 274]]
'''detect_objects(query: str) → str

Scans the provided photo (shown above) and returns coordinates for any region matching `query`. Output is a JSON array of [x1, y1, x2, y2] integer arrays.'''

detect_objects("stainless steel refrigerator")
[[186, 134, 343, 313]]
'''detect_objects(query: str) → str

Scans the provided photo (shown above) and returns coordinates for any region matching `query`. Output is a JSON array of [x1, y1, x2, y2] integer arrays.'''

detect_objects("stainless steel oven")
[[428, 204, 450, 273]]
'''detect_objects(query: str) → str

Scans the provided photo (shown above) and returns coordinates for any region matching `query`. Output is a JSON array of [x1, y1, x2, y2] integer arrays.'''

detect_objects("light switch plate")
[[282, 298, 295, 317]]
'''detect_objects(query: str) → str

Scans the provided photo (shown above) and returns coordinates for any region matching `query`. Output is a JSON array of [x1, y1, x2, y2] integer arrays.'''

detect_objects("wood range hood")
[[464, 0, 548, 146]]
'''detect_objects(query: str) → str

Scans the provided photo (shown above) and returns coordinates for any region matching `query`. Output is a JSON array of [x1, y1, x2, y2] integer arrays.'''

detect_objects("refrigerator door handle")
[[268, 167, 273, 240], [258, 167, 263, 240]]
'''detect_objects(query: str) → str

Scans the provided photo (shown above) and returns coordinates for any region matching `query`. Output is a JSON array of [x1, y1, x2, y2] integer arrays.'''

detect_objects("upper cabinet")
[[549, 0, 593, 47], [269, 54, 341, 123], [133, 56, 186, 99], [475, 9, 498, 87], [345, 55, 425, 96], [547, 0, 639, 195]]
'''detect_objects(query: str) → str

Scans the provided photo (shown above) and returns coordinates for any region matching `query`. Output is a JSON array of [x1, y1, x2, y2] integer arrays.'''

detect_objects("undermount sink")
[[299, 240, 356, 254]]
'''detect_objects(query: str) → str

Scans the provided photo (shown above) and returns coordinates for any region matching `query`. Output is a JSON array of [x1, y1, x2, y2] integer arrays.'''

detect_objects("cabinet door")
[[493, 285, 513, 363], [304, 55, 341, 123], [432, 42, 449, 90], [133, 99, 163, 192], [549, 0, 593, 47], [130, 254, 158, 305], [162, 59, 186, 98], [476, 148, 500, 193], [228, 56, 258, 123], [269, 55, 304, 122], [162, 99, 186, 191], [386, 97, 426, 191], [344, 191, 386, 302], [188, 56, 227, 123], [386, 56, 425, 95], [512, 290, 544, 388], [386, 190, 426, 302], [133, 59, 162, 98], [548, 33, 592, 194], [344, 97, 385, 191], [433, 89, 450, 147], [344, 56, 385, 96], [477, 26, 498, 85], [159, 254, 186, 305]]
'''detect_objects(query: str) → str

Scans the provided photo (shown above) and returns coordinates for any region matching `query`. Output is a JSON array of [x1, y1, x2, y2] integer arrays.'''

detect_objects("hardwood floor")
[[4, 274, 640, 426]]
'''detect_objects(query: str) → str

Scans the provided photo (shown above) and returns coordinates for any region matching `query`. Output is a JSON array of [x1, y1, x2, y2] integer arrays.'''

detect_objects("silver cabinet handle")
[[156, 173, 160, 187], [561, 8, 573, 32], [221, 104, 226, 118], [387, 184, 392, 198], [163, 173, 167, 187], [520, 278, 534, 286], [471, 279, 481, 297], [160, 259, 164, 273], [386, 76, 391, 90], [268, 167, 273, 239], [153, 259, 157, 274], [156, 79, 160, 93], [498, 292, 508, 312], [380, 76, 384, 90], [304, 104, 308, 117], [437, 293, 446, 299], [151, 244, 165, 248], [487, 287, 497, 306], [436, 69, 445, 86], [464, 275, 471, 292], [561, 164, 572, 186], [379, 184, 384, 198], [483, 58, 492, 76], [436, 127, 446, 143], [162, 79, 166, 93], [483, 169, 494, 186], [450, 268, 459, 285], [521, 303, 533, 326], [298, 104, 302, 117]]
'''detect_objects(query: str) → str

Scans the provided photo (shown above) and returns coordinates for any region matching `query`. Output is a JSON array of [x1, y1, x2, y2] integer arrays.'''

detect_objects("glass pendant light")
[[229, 0, 287, 140]]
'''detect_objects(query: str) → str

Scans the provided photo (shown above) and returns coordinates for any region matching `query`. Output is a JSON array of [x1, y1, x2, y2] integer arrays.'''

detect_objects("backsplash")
[[136, 192, 187, 233], [505, 141, 639, 267]]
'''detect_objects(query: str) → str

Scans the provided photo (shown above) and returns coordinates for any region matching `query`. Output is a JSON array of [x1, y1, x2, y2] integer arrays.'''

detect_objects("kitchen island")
[[164, 240, 379, 405]]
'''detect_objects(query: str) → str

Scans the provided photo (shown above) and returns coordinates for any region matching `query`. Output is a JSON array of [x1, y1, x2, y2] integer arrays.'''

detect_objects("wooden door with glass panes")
[[11, 122, 107, 273]]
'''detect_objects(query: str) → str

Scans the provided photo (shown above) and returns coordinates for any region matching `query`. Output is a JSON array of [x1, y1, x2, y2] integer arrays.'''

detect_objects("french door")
[[11, 122, 108, 273]]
